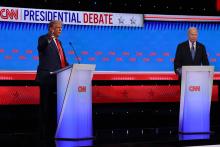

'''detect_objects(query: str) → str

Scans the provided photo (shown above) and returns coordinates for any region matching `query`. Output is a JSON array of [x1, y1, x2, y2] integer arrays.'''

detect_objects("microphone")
[[69, 42, 80, 64]]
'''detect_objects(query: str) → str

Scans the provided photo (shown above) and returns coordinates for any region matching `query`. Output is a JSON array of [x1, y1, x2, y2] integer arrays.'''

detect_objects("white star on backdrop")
[[130, 17, 136, 25], [118, 16, 125, 24]]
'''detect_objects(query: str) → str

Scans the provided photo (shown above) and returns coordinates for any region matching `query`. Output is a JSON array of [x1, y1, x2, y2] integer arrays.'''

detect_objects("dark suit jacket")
[[36, 34, 68, 83], [174, 41, 209, 76]]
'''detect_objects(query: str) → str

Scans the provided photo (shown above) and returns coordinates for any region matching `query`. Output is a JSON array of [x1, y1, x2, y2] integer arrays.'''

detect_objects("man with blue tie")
[[36, 20, 68, 140], [174, 27, 209, 77]]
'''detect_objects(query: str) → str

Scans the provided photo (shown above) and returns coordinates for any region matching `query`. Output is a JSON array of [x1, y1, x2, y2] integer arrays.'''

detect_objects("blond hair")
[[48, 20, 62, 30]]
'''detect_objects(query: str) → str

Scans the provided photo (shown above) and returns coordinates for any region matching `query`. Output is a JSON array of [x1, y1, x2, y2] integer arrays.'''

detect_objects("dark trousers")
[[39, 74, 57, 139]]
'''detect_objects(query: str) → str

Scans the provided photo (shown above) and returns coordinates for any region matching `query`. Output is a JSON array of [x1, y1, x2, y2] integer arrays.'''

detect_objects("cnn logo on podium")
[[78, 86, 86, 92], [189, 86, 200, 92]]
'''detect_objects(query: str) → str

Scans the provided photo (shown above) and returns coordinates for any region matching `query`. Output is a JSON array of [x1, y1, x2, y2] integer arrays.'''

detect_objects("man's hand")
[[177, 68, 182, 76]]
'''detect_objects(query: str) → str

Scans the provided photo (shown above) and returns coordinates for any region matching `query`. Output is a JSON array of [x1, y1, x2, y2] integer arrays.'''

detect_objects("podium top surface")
[[182, 66, 214, 72], [50, 64, 96, 75]]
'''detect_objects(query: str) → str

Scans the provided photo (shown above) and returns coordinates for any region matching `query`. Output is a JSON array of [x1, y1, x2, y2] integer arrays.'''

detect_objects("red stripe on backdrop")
[[26, 50, 33, 54], [1, 72, 220, 81], [217, 0, 220, 11], [144, 15, 220, 21], [0, 85, 217, 105], [0, 49, 4, 53], [93, 73, 179, 80], [0, 72, 36, 80], [0, 72, 219, 104], [0, 86, 39, 105], [93, 85, 218, 103]]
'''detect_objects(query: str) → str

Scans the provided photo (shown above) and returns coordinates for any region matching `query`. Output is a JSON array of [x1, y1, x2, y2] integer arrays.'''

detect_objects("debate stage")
[[0, 71, 220, 146]]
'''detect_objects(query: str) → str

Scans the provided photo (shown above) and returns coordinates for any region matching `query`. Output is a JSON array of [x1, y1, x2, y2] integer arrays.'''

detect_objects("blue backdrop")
[[0, 21, 220, 71]]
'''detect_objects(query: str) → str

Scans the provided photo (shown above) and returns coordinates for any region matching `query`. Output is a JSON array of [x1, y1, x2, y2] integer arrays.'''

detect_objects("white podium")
[[179, 66, 214, 134], [52, 64, 96, 140]]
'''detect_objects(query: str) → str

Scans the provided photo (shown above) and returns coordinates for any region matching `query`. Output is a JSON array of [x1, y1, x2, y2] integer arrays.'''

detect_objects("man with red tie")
[[36, 20, 68, 140]]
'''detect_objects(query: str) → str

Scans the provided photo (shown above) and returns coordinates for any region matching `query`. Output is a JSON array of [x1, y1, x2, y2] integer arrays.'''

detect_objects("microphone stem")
[[69, 43, 80, 64]]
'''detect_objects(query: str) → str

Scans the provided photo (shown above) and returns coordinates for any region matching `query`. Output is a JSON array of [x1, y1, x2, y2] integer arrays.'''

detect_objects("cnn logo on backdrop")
[[189, 86, 200, 92], [78, 86, 86, 92], [0, 8, 19, 20]]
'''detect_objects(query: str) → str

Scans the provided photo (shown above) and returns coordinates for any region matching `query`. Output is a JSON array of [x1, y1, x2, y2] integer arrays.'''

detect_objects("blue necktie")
[[191, 43, 195, 60]]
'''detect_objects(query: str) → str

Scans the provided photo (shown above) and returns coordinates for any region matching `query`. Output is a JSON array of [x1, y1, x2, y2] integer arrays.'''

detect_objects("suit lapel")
[[51, 39, 60, 56], [186, 41, 194, 62], [193, 42, 199, 62]]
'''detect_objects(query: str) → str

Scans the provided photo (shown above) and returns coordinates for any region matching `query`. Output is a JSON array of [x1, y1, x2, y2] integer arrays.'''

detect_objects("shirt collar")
[[189, 40, 196, 49]]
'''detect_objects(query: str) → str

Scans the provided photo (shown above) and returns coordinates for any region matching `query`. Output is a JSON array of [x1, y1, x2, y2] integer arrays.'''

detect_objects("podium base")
[[55, 136, 94, 141], [179, 132, 213, 141], [178, 131, 214, 134]]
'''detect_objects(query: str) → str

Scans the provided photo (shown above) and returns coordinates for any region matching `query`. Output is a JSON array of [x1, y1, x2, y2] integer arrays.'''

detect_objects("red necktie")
[[55, 39, 66, 68]]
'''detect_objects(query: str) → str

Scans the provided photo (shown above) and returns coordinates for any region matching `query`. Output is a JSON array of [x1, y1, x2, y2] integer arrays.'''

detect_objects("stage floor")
[[1, 127, 220, 147]]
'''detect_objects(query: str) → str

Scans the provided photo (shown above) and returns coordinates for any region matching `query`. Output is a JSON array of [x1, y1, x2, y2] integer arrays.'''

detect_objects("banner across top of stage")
[[0, 6, 144, 27]]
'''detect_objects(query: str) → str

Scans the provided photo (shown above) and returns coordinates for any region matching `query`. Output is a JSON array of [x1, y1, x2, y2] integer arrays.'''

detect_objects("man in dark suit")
[[36, 20, 68, 139], [174, 27, 209, 77]]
